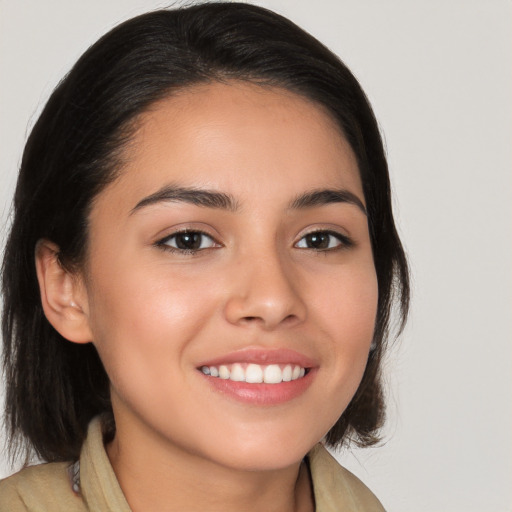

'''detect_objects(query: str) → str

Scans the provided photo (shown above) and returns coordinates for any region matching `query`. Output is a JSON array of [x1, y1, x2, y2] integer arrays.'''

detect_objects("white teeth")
[[200, 363, 307, 384], [263, 364, 282, 384], [230, 363, 245, 382], [245, 364, 263, 383], [282, 364, 292, 382], [219, 365, 230, 379]]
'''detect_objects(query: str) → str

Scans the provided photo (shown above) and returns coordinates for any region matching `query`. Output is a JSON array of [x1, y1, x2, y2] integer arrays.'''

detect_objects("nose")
[[223, 249, 307, 330]]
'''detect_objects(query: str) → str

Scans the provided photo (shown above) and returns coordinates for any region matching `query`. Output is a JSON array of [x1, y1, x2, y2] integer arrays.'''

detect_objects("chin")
[[199, 430, 323, 472]]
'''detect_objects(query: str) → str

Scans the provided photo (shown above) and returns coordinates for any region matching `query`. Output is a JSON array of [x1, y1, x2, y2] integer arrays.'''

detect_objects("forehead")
[[96, 81, 363, 211]]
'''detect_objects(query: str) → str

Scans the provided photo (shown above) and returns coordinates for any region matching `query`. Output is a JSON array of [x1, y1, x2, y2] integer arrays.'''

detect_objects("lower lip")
[[199, 369, 317, 406]]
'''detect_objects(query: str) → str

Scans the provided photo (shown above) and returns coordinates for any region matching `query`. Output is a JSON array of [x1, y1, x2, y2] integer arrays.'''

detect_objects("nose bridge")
[[224, 241, 306, 329]]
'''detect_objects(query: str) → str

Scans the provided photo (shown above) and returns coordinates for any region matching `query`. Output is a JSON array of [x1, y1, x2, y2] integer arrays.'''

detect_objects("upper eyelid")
[[295, 227, 351, 241]]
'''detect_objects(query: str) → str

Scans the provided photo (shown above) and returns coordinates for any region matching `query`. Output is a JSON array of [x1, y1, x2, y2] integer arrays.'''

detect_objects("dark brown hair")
[[2, 2, 409, 463]]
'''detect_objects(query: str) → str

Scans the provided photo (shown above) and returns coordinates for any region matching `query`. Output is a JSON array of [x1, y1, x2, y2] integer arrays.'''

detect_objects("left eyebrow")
[[289, 189, 367, 216], [130, 185, 240, 214]]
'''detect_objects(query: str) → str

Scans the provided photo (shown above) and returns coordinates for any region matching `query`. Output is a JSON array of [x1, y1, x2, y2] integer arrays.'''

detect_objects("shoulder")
[[0, 461, 87, 512], [308, 444, 386, 512]]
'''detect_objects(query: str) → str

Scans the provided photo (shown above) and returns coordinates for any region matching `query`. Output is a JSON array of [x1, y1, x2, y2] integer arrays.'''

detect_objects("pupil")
[[307, 233, 328, 248], [176, 232, 201, 250]]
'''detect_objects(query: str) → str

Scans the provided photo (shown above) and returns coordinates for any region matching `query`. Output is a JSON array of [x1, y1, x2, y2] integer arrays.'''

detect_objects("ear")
[[35, 240, 93, 344]]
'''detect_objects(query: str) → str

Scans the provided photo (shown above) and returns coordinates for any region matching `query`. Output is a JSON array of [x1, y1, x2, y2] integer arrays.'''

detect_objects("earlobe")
[[35, 240, 93, 344]]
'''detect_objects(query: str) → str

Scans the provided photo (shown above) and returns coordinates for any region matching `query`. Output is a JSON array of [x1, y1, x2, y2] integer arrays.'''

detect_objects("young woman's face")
[[80, 82, 378, 471]]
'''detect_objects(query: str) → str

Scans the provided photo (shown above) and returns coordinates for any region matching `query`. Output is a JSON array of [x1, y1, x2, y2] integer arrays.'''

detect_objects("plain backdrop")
[[1, 1, 511, 511]]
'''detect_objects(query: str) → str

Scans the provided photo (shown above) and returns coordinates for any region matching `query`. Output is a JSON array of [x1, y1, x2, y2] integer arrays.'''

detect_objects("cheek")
[[311, 262, 378, 390], [313, 262, 378, 340], [84, 261, 218, 380]]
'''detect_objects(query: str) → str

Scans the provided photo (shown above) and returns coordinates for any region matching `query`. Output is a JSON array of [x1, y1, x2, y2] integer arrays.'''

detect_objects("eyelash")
[[155, 229, 353, 255]]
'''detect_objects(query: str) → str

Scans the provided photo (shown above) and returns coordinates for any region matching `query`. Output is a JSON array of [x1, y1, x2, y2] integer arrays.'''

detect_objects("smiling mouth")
[[200, 363, 308, 384]]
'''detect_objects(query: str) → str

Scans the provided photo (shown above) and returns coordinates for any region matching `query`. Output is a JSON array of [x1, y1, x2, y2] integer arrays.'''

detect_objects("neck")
[[106, 418, 314, 512]]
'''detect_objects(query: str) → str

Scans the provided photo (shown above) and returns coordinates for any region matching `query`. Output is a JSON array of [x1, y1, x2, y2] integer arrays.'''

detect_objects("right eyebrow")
[[289, 188, 367, 216], [130, 185, 240, 214]]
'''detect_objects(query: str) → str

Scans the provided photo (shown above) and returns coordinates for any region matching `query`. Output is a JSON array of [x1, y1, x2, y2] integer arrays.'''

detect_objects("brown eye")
[[295, 230, 352, 250], [304, 232, 330, 249], [160, 231, 217, 252]]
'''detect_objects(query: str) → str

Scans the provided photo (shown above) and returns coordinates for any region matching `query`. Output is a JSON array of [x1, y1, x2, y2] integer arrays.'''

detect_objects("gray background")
[[1, 1, 511, 510]]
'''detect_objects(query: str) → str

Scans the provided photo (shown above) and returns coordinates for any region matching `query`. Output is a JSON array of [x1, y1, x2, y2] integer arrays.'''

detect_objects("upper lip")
[[197, 347, 317, 369]]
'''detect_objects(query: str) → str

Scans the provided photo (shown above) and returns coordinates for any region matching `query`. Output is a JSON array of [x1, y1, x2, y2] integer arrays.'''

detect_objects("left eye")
[[159, 231, 218, 252], [295, 231, 350, 250]]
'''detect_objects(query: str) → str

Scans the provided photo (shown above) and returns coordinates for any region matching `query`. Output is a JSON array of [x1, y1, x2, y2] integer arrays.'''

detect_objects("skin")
[[37, 81, 378, 512]]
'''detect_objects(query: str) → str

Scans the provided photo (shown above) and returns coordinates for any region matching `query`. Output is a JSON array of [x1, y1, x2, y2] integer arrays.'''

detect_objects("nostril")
[[224, 287, 307, 329], [283, 314, 299, 324]]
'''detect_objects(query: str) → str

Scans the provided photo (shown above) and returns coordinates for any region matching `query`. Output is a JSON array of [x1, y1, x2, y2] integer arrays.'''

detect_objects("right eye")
[[295, 230, 353, 251], [157, 230, 219, 253]]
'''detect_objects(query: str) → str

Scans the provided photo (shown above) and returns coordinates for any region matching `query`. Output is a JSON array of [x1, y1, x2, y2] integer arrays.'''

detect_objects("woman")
[[0, 3, 409, 511]]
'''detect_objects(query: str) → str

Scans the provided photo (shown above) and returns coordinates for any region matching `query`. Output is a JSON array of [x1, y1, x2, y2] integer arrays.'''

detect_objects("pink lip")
[[197, 347, 317, 369], [197, 348, 318, 406], [201, 369, 317, 405]]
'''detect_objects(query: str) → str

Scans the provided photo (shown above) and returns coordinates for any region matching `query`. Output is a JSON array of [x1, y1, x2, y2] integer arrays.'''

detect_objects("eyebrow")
[[131, 185, 366, 216], [289, 189, 367, 215], [131, 185, 239, 214]]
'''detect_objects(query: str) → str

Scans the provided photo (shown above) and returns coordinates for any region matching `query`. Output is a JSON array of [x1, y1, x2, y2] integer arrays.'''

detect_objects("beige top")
[[0, 417, 385, 511]]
